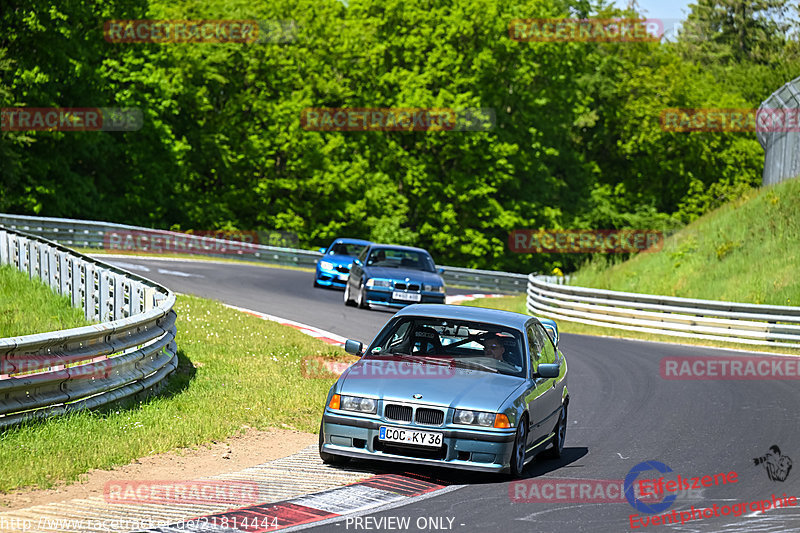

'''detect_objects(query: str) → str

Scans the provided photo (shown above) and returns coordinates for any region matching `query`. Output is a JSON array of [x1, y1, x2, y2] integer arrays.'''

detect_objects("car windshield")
[[366, 248, 435, 272], [328, 242, 367, 257], [368, 317, 525, 377]]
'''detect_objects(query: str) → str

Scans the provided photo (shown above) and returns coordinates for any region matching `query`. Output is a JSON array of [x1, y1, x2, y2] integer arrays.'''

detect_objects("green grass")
[[458, 294, 800, 356], [571, 177, 800, 306], [0, 265, 90, 337], [0, 294, 354, 495]]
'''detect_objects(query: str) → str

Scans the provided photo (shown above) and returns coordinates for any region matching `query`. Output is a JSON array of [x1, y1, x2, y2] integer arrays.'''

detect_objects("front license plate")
[[379, 426, 443, 447], [392, 291, 421, 302]]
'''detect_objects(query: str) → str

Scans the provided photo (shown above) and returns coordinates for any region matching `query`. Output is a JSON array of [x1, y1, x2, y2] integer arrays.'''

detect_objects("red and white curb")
[[445, 294, 506, 305], [222, 304, 347, 347], [142, 473, 460, 532], [0, 447, 370, 533]]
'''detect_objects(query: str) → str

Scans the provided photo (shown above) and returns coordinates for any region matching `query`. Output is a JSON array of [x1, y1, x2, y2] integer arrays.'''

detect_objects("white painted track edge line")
[[221, 303, 348, 344], [88, 253, 315, 270]]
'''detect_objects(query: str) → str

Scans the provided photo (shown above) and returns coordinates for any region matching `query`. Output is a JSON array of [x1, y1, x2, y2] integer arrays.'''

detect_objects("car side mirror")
[[437, 267, 445, 275], [535, 363, 560, 379], [344, 339, 363, 355], [318, 247, 327, 254]]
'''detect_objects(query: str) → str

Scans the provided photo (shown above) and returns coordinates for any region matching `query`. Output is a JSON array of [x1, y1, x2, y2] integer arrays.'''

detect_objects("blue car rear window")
[[366, 248, 435, 272], [329, 242, 368, 256]]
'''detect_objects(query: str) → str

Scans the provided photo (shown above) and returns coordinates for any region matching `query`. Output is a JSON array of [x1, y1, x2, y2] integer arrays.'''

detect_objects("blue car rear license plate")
[[379, 426, 443, 447]]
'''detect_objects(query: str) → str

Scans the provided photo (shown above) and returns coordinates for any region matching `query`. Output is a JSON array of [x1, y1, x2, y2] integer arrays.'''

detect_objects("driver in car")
[[481, 335, 507, 362]]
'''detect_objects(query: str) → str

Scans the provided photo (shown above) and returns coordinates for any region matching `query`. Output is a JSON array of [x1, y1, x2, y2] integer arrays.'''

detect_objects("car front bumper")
[[321, 412, 516, 473], [364, 287, 446, 307], [316, 267, 350, 287]]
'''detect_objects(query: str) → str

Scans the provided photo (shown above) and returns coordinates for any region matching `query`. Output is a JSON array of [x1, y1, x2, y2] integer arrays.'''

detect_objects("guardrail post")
[[10, 235, 20, 269], [131, 282, 144, 315], [26, 239, 35, 280], [71, 258, 83, 308], [48, 246, 58, 289], [99, 271, 112, 322], [144, 287, 156, 311], [115, 275, 127, 320], [0, 229, 7, 265], [58, 252, 70, 296], [84, 263, 97, 320]]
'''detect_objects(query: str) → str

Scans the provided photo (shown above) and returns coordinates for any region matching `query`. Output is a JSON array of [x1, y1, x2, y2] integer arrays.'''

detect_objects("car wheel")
[[357, 282, 369, 309], [509, 415, 528, 478], [344, 283, 356, 307], [545, 404, 567, 459], [318, 422, 349, 466]]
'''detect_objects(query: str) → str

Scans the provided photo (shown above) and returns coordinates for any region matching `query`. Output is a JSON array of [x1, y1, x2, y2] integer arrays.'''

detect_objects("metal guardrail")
[[0, 213, 538, 293], [0, 226, 178, 428], [527, 275, 800, 349], [0, 213, 320, 269], [758, 75, 800, 186]]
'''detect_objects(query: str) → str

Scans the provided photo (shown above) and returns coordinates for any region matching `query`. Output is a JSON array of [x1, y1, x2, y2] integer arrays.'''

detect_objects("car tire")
[[545, 404, 567, 459], [357, 282, 369, 309], [344, 283, 356, 307], [319, 422, 350, 466], [509, 415, 528, 478]]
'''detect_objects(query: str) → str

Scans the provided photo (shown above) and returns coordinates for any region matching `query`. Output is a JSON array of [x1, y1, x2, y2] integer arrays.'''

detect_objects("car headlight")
[[319, 261, 334, 270], [340, 395, 378, 414], [454, 409, 495, 426], [424, 284, 445, 293], [366, 279, 391, 288]]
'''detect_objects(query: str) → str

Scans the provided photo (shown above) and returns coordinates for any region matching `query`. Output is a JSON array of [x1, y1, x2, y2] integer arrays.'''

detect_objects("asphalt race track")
[[105, 257, 800, 533]]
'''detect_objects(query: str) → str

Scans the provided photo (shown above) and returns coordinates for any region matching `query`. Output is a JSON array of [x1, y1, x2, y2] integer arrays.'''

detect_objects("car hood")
[[363, 266, 443, 285], [322, 254, 356, 267], [339, 358, 524, 412]]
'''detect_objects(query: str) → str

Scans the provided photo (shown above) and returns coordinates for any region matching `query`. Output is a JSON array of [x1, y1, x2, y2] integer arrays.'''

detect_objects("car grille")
[[392, 282, 420, 291], [384, 404, 412, 422], [415, 408, 444, 426], [335, 265, 349, 273]]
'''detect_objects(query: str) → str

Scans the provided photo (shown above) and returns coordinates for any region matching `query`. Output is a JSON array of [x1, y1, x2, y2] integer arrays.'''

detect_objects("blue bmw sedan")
[[343, 244, 446, 309], [314, 238, 372, 288], [319, 304, 569, 477]]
